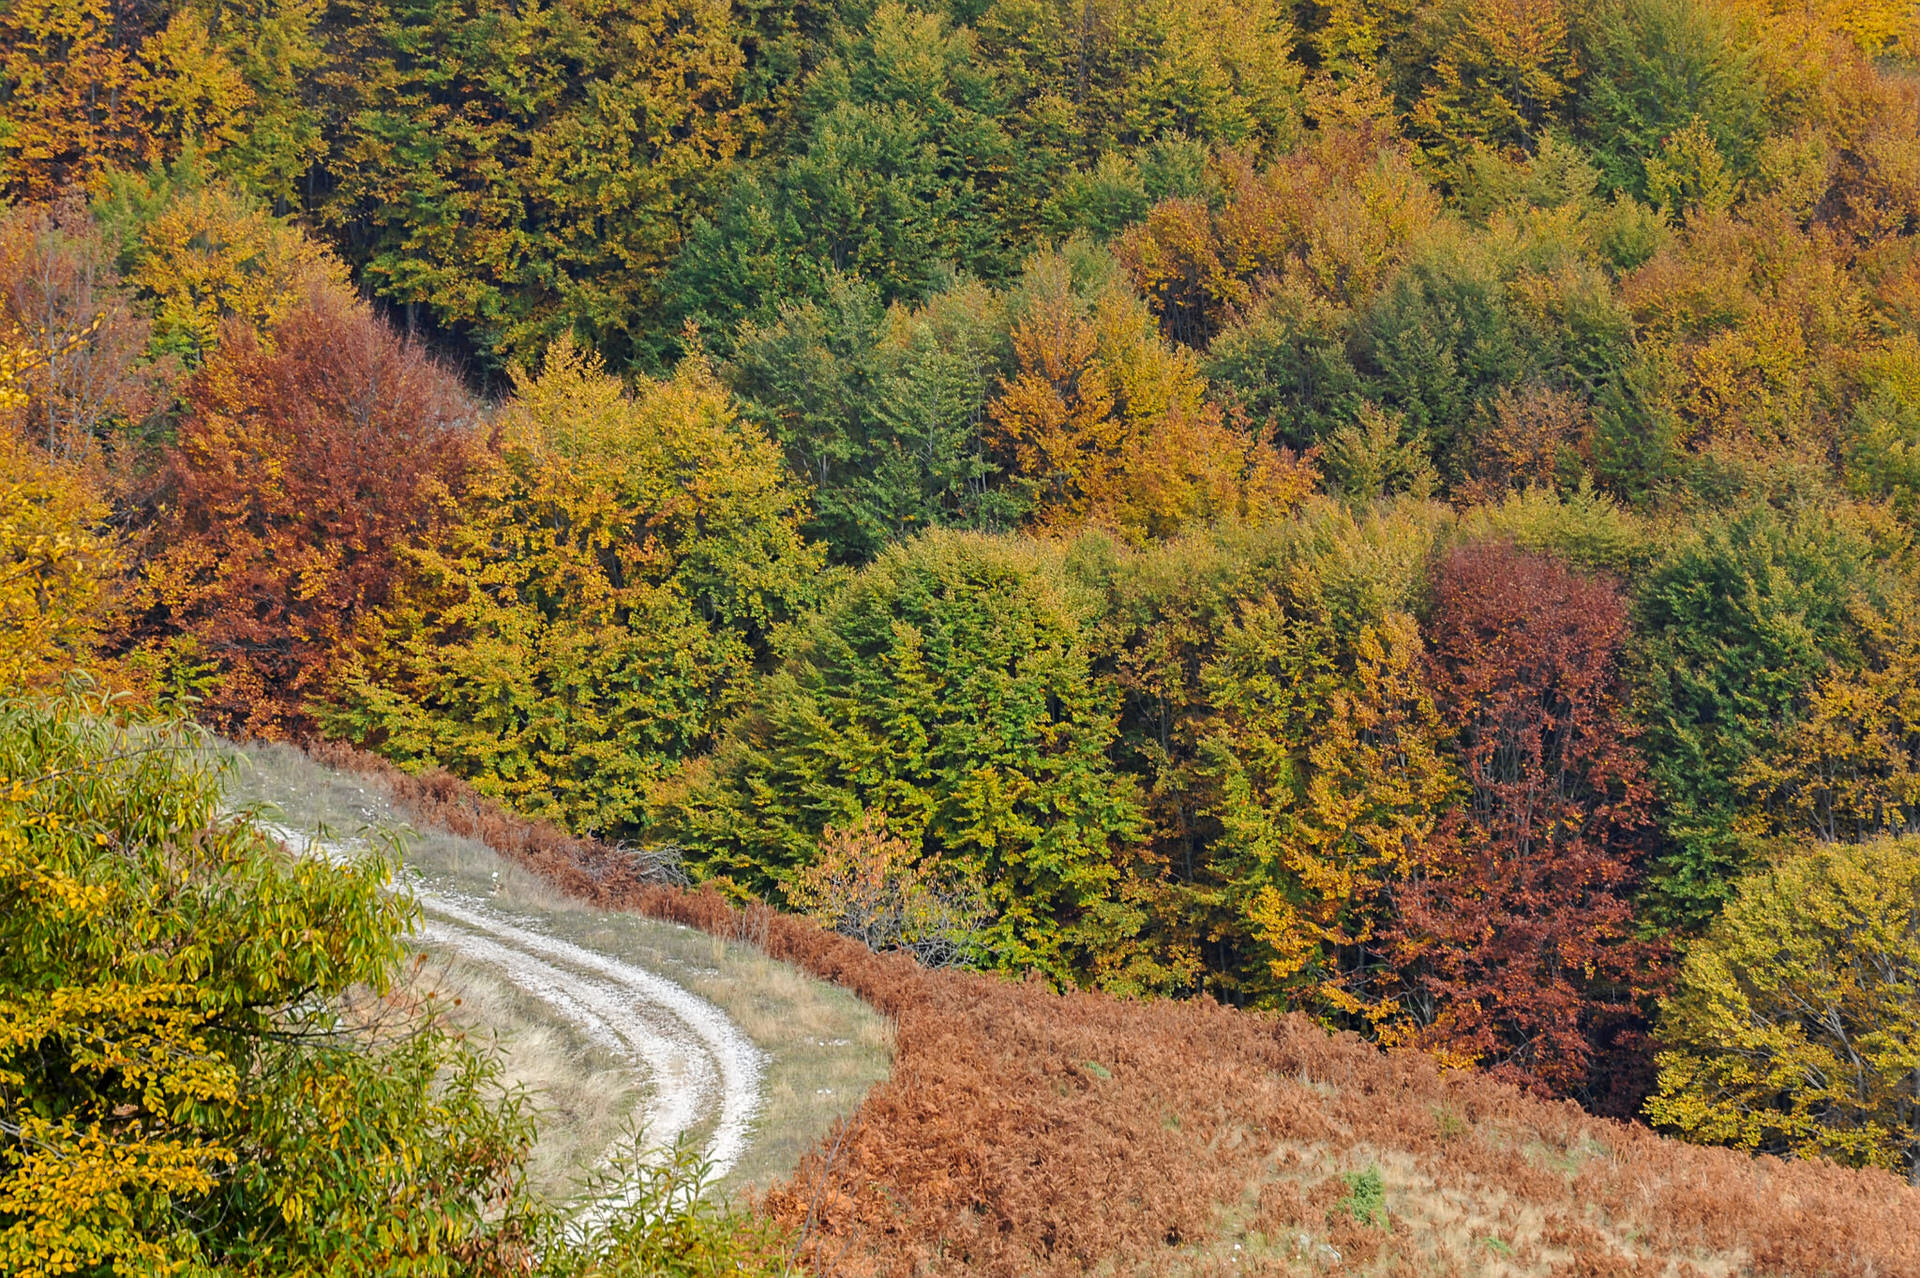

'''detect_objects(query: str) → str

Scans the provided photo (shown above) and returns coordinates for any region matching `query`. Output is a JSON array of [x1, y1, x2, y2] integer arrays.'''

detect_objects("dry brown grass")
[[305, 742, 1920, 1277]]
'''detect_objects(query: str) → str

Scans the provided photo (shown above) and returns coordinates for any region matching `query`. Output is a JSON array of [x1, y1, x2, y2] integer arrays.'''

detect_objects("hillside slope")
[[307, 742, 1920, 1277]]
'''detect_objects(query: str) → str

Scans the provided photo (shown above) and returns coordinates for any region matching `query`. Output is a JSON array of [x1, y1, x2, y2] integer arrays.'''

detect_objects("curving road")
[[268, 824, 766, 1217]]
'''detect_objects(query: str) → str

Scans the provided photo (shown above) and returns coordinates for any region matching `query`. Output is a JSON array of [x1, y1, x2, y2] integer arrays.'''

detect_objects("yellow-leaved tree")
[[1739, 604, 1920, 844], [0, 329, 115, 687], [1647, 836, 1920, 1184], [989, 266, 1311, 541], [323, 340, 826, 838], [1196, 592, 1459, 1024], [125, 183, 345, 364], [0, 692, 539, 1276], [1410, 0, 1579, 163]]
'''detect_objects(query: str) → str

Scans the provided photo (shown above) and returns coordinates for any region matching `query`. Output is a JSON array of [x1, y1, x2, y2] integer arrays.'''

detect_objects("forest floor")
[[220, 741, 893, 1209]]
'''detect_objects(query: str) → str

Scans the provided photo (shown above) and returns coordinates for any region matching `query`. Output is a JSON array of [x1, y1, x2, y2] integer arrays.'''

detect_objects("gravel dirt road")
[[418, 891, 764, 1184], [235, 747, 889, 1213]]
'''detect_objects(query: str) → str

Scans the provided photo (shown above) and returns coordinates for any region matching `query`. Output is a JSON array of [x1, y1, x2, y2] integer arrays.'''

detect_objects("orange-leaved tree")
[[988, 282, 1130, 528], [1396, 542, 1664, 1113], [989, 265, 1308, 539], [1118, 132, 1439, 348], [0, 202, 171, 462], [138, 288, 480, 734]]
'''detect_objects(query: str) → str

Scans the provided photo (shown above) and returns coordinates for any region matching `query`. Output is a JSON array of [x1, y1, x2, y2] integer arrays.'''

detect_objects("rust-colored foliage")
[[1397, 543, 1665, 1113], [1459, 382, 1593, 502], [311, 741, 1920, 1278], [140, 289, 480, 735]]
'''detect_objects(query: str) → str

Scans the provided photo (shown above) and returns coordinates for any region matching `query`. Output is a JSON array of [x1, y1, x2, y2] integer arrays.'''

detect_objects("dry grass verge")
[[304, 742, 1920, 1277]]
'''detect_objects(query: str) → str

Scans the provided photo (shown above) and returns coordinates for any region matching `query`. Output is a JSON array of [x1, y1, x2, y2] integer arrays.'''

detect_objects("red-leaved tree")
[[140, 288, 480, 734], [1395, 542, 1665, 1113]]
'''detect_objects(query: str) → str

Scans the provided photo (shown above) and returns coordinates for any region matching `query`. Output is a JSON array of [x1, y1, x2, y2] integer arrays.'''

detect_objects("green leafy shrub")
[[1335, 1166, 1389, 1228], [553, 1135, 796, 1278], [0, 690, 539, 1275]]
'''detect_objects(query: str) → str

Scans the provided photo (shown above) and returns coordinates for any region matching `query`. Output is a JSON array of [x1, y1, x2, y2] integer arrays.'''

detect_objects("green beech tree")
[[663, 528, 1146, 985], [1629, 505, 1887, 930], [724, 274, 1008, 563], [1571, 0, 1769, 200], [665, 3, 1017, 340]]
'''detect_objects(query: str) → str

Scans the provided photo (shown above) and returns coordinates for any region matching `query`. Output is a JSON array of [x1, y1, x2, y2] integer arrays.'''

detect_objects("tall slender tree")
[[1397, 542, 1664, 1111]]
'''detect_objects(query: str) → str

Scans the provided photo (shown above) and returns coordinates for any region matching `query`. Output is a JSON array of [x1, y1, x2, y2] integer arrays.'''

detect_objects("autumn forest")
[[6, 0, 1920, 1268]]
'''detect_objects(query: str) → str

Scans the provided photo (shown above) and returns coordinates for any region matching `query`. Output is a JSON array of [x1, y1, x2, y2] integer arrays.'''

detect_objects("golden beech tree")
[[0, 331, 115, 686], [127, 184, 345, 364], [1119, 132, 1439, 346], [0, 436, 113, 690], [0, 0, 142, 199], [1621, 212, 1867, 482], [1459, 382, 1592, 501], [1105, 405, 1317, 541], [1740, 606, 1920, 843], [323, 340, 824, 838], [0, 325, 25, 411], [1648, 836, 1920, 1184], [990, 274, 1307, 539], [1196, 597, 1459, 1021], [0, 0, 253, 199], [1409, 0, 1579, 162], [990, 285, 1129, 529]]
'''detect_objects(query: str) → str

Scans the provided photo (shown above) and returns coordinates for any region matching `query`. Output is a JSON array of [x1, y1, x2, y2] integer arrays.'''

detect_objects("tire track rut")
[[269, 824, 766, 1212]]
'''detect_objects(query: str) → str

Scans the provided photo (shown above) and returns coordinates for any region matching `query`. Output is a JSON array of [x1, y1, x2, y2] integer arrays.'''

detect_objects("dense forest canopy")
[[8, 0, 1920, 1248]]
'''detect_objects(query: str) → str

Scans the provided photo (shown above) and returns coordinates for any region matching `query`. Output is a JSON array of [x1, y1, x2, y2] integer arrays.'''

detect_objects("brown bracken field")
[[311, 742, 1920, 1278]]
